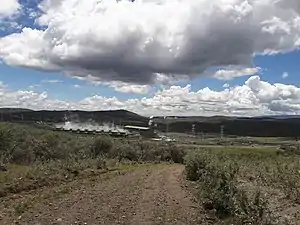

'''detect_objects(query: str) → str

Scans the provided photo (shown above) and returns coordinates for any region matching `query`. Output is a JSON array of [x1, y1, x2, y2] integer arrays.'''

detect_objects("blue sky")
[[0, 0, 300, 116], [0, 63, 140, 101], [1, 52, 297, 100]]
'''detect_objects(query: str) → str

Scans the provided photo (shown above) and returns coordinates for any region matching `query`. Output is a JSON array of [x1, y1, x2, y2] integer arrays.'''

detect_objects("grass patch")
[[14, 202, 30, 215], [208, 146, 278, 154]]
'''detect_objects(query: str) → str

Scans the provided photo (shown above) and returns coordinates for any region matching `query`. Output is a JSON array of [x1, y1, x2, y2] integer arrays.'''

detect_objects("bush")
[[185, 151, 272, 224], [11, 147, 35, 165], [169, 145, 185, 163], [135, 141, 155, 161], [185, 152, 211, 181], [90, 136, 114, 157], [236, 190, 270, 224], [96, 156, 107, 170], [33, 134, 67, 161], [112, 144, 139, 162], [0, 126, 14, 164], [110, 141, 185, 163], [202, 169, 239, 218], [0, 126, 13, 151]]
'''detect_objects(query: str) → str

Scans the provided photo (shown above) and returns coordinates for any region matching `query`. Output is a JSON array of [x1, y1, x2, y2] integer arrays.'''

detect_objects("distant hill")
[[1, 108, 300, 137], [255, 115, 300, 119], [0, 108, 33, 113], [152, 115, 300, 137], [0, 108, 148, 126], [153, 115, 236, 123]]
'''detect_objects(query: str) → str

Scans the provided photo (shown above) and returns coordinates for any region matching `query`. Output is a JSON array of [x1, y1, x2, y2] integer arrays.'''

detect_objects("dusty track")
[[0, 164, 207, 225]]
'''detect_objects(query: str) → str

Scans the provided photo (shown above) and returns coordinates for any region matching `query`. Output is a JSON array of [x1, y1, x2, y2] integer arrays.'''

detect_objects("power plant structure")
[[54, 126, 130, 137], [53, 118, 157, 138]]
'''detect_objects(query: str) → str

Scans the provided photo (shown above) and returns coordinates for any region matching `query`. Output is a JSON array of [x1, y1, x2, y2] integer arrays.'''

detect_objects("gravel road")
[[1, 164, 208, 225]]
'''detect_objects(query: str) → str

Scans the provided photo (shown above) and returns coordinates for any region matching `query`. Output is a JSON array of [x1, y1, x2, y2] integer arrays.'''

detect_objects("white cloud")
[[73, 84, 81, 88], [42, 79, 63, 83], [72, 75, 151, 94], [212, 67, 260, 80], [28, 84, 41, 90], [0, 0, 300, 84], [109, 82, 151, 94], [0, 81, 6, 89], [0, 0, 20, 19], [282, 72, 289, 79], [1, 76, 300, 116], [27, 8, 39, 20], [223, 83, 230, 88]]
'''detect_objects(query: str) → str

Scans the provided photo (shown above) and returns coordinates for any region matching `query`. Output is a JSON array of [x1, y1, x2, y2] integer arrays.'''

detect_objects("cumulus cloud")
[[223, 83, 230, 88], [72, 74, 151, 94], [0, 0, 300, 84], [212, 67, 260, 80], [108, 82, 151, 94], [282, 72, 289, 79], [96, 81, 151, 95], [104, 83, 151, 95], [1, 76, 300, 116], [0, 0, 20, 19], [28, 84, 41, 90], [42, 79, 63, 83]]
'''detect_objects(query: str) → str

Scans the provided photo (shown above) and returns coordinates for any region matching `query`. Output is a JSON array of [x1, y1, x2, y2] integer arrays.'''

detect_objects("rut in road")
[[2, 164, 208, 225]]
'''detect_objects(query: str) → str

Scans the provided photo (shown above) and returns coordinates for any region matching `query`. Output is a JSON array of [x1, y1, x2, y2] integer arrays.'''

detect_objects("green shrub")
[[113, 144, 139, 162], [91, 136, 114, 157], [236, 190, 270, 224], [202, 170, 238, 218], [135, 141, 155, 161], [184, 152, 211, 181], [11, 147, 35, 165], [33, 137, 66, 161], [169, 144, 185, 163], [0, 126, 13, 151], [0, 126, 14, 164], [96, 156, 107, 170], [185, 151, 272, 223]]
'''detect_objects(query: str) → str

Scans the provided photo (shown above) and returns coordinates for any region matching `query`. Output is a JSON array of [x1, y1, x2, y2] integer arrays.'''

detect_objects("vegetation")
[[0, 122, 185, 198], [185, 148, 300, 224], [2, 121, 300, 224]]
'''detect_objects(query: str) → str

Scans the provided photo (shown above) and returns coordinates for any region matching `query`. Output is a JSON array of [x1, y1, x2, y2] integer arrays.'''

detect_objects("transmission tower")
[[164, 116, 169, 133], [192, 124, 196, 136], [220, 125, 224, 139], [200, 131, 204, 140]]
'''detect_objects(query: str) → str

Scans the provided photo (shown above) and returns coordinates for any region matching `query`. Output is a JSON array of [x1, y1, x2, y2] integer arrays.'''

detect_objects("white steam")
[[55, 121, 130, 133]]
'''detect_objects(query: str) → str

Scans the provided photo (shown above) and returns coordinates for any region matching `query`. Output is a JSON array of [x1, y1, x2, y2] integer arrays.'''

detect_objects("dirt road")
[[1, 164, 207, 225]]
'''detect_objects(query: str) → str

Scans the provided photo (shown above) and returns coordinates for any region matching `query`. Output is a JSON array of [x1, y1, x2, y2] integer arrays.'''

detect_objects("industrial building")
[[123, 125, 156, 138], [52, 122, 156, 138]]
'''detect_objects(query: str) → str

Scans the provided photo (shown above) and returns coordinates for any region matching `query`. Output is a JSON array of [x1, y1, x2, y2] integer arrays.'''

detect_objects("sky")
[[0, 0, 300, 117]]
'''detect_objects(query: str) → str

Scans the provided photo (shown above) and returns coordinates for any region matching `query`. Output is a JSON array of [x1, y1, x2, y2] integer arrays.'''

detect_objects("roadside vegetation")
[[0, 122, 184, 198], [185, 147, 300, 224], [2, 122, 300, 224]]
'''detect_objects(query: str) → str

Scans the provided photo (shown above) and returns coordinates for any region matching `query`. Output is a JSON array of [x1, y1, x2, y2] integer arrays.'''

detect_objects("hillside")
[[153, 116, 300, 137], [0, 109, 148, 126], [1, 108, 300, 137], [0, 108, 33, 113]]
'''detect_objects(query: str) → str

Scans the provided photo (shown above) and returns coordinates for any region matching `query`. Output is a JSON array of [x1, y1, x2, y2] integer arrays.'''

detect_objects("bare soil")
[[0, 164, 208, 225]]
